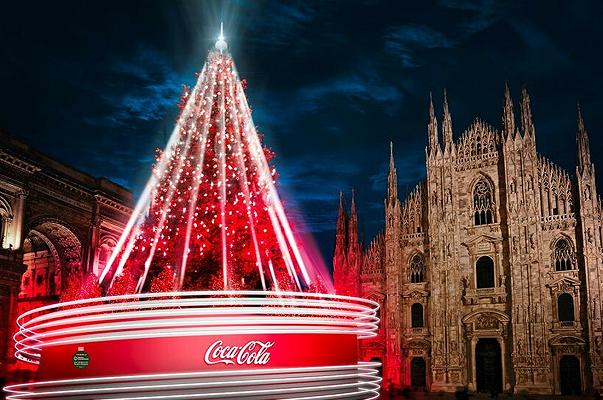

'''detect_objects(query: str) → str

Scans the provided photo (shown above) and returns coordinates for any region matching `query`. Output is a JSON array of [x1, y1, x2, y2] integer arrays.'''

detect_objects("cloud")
[[508, 18, 570, 74], [83, 46, 185, 128], [240, 2, 318, 47], [274, 155, 364, 233], [279, 156, 360, 194], [439, 0, 514, 36], [369, 150, 426, 192], [300, 75, 400, 110], [385, 25, 454, 67]]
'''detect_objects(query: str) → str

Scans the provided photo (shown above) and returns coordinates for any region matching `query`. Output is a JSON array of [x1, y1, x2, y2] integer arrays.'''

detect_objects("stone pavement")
[[380, 391, 595, 400]]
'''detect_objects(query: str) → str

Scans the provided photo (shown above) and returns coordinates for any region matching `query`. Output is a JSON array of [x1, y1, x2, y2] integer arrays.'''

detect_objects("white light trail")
[[217, 64, 229, 290], [4, 362, 381, 400], [233, 75, 313, 285], [100, 64, 208, 287], [136, 73, 217, 292], [267, 205, 302, 290], [226, 73, 266, 290], [268, 259, 280, 291], [14, 291, 379, 362], [178, 65, 218, 289]]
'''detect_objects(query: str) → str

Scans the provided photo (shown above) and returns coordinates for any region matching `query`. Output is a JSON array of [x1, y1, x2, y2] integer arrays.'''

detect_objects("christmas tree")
[[99, 28, 319, 294]]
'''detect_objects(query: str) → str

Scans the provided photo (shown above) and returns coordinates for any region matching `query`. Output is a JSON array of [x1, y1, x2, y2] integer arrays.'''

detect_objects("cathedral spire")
[[502, 83, 516, 139], [442, 89, 453, 152], [428, 92, 440, 155], [348, 189, 359, 251], [335, 191, 347, 252], [577, 104, 592, 176], [388, 142, 398, 204], [520, 85, 535, 139], [333, 191, 349, 296]]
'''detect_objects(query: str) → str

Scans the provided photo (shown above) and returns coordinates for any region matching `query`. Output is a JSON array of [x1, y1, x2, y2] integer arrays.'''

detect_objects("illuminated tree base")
[[6, 292, 381, 399]]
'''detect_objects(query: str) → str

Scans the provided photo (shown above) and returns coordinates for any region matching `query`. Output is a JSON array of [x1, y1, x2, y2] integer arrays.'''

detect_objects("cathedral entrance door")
[[475, 338, 502, 394], [410, 357, 426, 388], [559, 355, 581, 395]]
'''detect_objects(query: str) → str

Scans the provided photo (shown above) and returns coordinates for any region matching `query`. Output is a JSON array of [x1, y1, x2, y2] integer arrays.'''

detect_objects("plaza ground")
[[382, 391, 596, 400]]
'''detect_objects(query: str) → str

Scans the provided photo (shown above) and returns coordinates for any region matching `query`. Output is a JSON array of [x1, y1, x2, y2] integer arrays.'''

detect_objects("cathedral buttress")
[[575, 106, 603, 392], [385, 142, 403, 386]]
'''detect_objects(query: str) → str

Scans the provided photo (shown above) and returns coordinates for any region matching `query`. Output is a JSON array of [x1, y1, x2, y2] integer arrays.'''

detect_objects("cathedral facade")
[[333, 87, 603, 395]]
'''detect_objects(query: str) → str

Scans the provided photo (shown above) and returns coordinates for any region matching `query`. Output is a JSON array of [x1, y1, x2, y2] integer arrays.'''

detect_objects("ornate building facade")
[[333, 87, 603, 395], [0, 131, 132, 378]]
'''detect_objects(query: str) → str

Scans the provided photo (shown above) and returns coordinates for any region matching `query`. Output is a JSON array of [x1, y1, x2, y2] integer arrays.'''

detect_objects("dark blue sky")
[[2, 1, 603, 262]]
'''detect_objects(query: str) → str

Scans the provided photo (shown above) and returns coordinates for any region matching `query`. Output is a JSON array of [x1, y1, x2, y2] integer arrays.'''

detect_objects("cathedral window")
[[409, 254, 426, 283], [476, 256, 495, 289], [411, 303, 424, 328], [557, 293, 574, 322], [554, 239, 574, 271], [473, 178, 494, 225]]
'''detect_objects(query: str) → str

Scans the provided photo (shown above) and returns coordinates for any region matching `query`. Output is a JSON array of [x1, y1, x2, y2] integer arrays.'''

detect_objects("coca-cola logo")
[[204, 340, 274, 366]]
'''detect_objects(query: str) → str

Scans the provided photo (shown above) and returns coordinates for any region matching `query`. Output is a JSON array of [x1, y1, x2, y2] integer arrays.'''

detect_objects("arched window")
[[411, 303, 424, 328], [409, 254, 426, 283], [0, 196, 11, 248], [476, 256, 495, 289], [554, 239, 574, 271], [558, 293, 574, 322], [473, 178, 494, 225]]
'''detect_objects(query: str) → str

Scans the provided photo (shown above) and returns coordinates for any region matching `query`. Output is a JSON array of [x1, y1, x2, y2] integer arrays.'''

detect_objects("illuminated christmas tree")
[[99, 27, 317, 294]]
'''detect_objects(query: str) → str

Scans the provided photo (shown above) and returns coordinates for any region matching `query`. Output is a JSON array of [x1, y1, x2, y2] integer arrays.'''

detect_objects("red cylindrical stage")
[[6, 291, 381, 399]]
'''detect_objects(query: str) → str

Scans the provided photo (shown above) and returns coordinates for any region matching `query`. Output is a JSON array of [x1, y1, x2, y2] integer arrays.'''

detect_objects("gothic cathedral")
[[333, 86, 603, 395]]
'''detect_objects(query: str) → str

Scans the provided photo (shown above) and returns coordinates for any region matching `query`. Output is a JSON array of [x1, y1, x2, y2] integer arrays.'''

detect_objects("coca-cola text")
[[204, 340, 274, 366]]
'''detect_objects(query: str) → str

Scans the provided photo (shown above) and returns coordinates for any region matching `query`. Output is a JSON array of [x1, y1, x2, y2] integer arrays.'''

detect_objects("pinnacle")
[[577, 102, 586, 134]]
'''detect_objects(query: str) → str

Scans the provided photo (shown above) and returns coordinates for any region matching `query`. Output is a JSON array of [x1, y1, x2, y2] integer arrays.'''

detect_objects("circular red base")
[[6, 291, 381, 399]]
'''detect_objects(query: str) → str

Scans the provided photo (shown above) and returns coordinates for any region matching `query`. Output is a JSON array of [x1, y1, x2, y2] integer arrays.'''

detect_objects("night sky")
[[2, 1, 603, 263]]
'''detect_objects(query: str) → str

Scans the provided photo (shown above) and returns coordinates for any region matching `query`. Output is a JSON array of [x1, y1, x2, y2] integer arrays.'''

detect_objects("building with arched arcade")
[[334, 87, 603, 395], [0, 131, 131, 378]]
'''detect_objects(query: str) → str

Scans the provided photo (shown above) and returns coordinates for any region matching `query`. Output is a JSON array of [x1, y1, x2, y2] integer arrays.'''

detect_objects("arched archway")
[[20, 230, 61, 299], [19, 221, 82, 314]]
